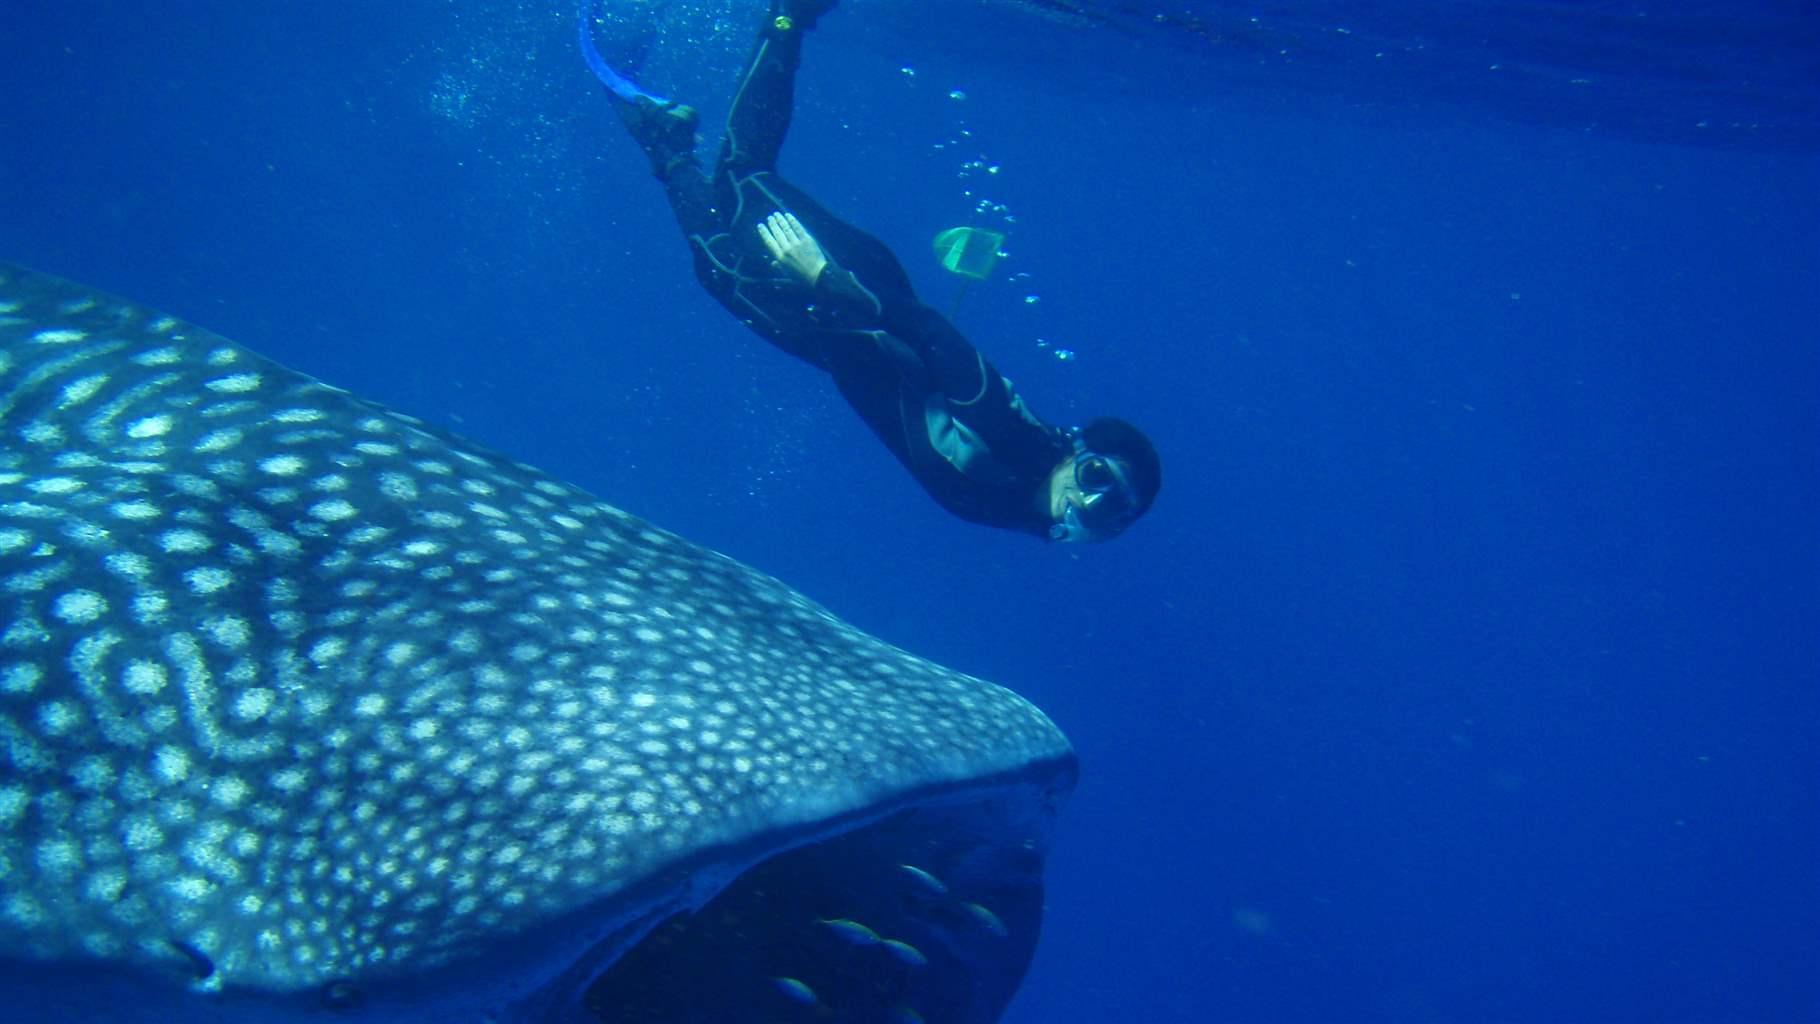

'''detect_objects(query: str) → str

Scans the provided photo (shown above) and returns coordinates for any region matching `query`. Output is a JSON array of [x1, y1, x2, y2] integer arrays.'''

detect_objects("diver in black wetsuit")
[[589, 0, 1160, 542]]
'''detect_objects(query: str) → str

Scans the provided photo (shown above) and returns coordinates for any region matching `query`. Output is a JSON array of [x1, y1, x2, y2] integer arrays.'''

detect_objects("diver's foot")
[[614, 94, 700, 165], [771, 0, 838, 31]]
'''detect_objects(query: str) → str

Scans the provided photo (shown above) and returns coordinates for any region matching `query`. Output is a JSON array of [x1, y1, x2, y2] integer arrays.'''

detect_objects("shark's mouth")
[[577, 790, 1059, 1024]]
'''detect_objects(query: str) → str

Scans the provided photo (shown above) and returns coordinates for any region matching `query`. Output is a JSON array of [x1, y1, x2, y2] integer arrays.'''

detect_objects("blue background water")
[[3, 1, 1817, 1020]]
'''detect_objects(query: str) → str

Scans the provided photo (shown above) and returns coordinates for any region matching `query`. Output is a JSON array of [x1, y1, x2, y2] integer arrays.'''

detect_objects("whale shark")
[[0, 263, 1077, 1023]]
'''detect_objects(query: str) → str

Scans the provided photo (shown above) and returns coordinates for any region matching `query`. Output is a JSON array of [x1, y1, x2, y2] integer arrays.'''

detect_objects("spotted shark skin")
[[0, 264, 1076, 1022]]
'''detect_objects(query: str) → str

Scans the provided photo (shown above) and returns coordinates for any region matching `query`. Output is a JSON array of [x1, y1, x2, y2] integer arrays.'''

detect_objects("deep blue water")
[[3, 1, 1817, 1021]]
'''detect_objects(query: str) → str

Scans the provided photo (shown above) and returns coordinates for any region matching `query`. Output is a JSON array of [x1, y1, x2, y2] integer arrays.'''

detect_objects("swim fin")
[[578, 0, 670, 106], [579, 1, 698, 169]]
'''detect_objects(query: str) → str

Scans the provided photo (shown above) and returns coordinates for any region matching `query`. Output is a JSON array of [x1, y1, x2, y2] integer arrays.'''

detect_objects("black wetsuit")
[[628, 17, 1070, 537]]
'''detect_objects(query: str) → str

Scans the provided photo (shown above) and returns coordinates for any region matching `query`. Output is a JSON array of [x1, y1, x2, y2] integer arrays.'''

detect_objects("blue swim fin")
[[578, 0, 673, 107]]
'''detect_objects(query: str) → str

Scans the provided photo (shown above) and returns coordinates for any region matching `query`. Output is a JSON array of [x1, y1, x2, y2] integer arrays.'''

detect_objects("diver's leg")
[[713, 0, 839, 187], [602, 88, 726, 242], [658, 162, 722, 241]]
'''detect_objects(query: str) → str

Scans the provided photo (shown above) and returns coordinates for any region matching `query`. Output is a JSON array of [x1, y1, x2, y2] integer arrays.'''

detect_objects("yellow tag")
[[774, 15, 794, 30]]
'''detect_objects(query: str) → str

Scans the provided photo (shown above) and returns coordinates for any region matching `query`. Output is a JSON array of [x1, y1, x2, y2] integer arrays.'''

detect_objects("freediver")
[[585, 0, 1160, 542]]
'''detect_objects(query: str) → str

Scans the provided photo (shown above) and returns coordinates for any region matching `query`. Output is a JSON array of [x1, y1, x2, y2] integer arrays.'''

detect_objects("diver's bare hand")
[[757, 211, 829, 284]]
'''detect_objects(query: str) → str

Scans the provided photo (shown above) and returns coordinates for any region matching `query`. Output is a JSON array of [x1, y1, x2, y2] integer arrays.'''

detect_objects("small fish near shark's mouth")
[[0, 264, 1077, 1024], [559, 782, 1071, 1023]]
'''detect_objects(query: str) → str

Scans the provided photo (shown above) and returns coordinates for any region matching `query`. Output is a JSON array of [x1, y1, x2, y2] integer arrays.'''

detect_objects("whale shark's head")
[[0, 264, 1077, 1023]]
